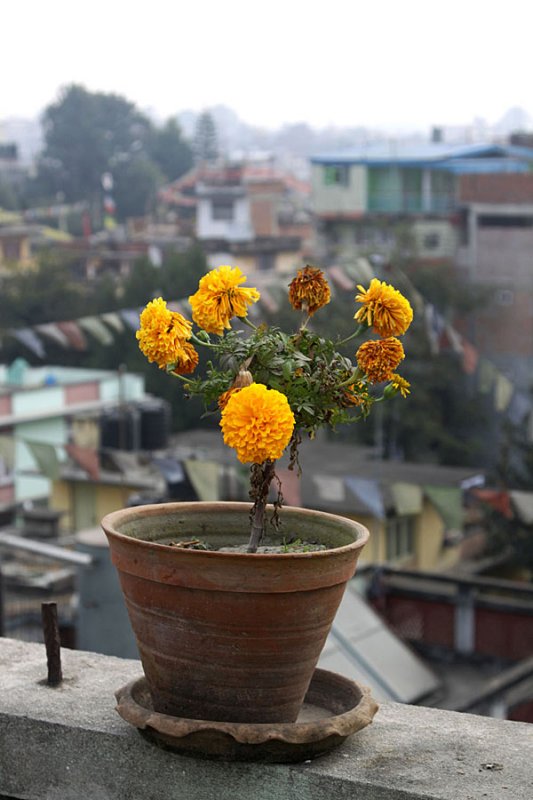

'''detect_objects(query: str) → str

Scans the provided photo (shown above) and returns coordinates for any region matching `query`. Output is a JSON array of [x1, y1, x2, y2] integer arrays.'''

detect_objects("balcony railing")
[[367, 193, 455, 214]]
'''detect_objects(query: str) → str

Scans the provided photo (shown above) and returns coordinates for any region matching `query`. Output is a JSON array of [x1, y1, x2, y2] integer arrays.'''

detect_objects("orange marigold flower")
[[220, 383, 295, 464], [288, 266, 331, 315], [389, 373, 411, 398], [189, 265, 260, 335], [356, 337, 405, 384], [136, 297, 193, 369], [169, 340, 199, 376], [355, 278, 413, 337]]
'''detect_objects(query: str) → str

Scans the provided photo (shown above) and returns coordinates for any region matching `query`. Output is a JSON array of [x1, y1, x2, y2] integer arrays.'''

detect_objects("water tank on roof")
[[139, 399, 171, 451], [6, 358, 29, 386], [99, 407, 141, 451]]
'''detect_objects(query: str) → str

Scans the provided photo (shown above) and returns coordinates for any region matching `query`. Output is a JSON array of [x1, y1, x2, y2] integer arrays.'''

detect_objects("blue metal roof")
[[436, 158, 531, 175], [311, 141, 533, 169]]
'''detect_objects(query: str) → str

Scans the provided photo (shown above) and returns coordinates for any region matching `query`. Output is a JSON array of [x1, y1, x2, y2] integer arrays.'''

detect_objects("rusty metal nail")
[[41, 602, 62, 686]]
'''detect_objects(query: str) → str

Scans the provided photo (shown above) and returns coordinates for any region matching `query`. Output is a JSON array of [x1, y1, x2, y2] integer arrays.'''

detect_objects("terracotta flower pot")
[[101, 501, 369, 724]]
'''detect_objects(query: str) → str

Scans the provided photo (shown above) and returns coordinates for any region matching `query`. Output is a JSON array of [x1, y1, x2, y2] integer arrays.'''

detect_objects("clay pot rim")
[[101, 500, 369, 561]]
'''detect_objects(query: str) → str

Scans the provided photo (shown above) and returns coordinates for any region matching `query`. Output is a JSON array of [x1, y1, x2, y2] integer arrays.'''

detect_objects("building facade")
[[0, 361, 147, 506], [311, 142, 533, 267], [159, 162, 313, 275]]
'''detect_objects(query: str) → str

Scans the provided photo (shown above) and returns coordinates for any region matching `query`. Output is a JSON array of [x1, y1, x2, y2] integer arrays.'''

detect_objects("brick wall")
[[459, 174, 533, 204]]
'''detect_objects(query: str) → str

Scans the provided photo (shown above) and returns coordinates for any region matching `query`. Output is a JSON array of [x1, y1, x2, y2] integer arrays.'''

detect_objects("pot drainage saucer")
[[115, 667, 379, 763]]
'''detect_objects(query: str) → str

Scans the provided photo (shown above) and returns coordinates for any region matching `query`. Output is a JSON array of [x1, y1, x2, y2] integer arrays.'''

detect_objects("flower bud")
[[233, 369, 253, 388]]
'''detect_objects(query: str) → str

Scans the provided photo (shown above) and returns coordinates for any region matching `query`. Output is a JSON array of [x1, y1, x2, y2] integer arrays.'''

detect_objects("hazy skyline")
[[2, 1, 531, 133]]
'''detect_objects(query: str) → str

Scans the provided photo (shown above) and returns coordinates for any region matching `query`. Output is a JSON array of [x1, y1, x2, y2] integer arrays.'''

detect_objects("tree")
[[193, 111, 219, 163], [112, 156, 164, 220], [148, 119, 193, 182], [0, 179, 20, 210], [0, 251, 88, 332], [38, 84, 153, 203]]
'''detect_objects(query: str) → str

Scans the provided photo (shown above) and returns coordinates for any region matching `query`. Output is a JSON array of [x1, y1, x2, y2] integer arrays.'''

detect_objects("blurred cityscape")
[[0, 87, 532, 723]]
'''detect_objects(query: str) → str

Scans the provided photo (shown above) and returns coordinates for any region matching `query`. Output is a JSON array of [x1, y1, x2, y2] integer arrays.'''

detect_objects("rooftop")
[[311, 142, 533, 171]]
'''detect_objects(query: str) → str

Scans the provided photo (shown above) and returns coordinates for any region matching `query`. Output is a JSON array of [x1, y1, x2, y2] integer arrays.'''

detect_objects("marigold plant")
[[136, 264, 413, 551]]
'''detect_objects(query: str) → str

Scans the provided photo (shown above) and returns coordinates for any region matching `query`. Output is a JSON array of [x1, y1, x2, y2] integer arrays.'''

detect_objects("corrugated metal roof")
[[437, 158, 531, 175], [319, 583, 441, 703], [311, 141, 533, 168]]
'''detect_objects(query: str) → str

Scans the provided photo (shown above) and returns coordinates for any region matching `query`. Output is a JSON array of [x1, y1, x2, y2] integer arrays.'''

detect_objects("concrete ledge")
[[0, 637, 531, 800]]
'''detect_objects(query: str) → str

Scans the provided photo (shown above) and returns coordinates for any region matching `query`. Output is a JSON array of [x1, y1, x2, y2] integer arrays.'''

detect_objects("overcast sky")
[[2, 0, 530, 132]]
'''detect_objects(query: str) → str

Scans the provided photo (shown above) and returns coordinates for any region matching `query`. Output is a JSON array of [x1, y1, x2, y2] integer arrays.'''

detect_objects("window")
[[479, 215, 533, 228], [2, 238, 21, 261], [211, 200, 234, 221], [386, 516, 416, 561], [323, 165, 350, 187], [402, 169, 422, 212], [258, 253, 274, 271], [495, 289, 514, 306], [423, 232, 440, 250]]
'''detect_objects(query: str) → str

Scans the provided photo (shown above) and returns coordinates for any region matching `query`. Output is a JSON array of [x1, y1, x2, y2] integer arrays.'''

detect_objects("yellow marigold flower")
[[220, 383, 295, 464], [389, 373, 411, 398], [355, 278, 413, 337], [189, 265, 260, 335], [136, 297, 193, 369], [356, 337, 405, 384], [288, 266, 331, 315], [169, 340, 199, 376]]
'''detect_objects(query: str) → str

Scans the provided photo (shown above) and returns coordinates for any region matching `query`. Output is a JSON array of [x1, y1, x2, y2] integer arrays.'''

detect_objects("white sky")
[[2, 0, 531, 131]]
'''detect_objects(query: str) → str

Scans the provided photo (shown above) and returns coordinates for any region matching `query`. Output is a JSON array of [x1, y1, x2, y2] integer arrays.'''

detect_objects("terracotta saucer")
[[115, 668, 379, 763]]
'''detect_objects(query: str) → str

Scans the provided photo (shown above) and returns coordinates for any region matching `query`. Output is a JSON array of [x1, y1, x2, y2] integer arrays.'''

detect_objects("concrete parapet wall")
[[0, 637, 531, 800]]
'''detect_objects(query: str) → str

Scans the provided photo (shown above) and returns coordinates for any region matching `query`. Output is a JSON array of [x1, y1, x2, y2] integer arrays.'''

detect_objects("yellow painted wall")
[[94, 484, 134, 525], [230, 254, 256, 274], [50, 481, 72, 529], [415, 500, 444, 569], [51, 479, 143, 532], [345, 499, 459, 572], [343, 513, 384, 566], [274, 251, 301, 275]]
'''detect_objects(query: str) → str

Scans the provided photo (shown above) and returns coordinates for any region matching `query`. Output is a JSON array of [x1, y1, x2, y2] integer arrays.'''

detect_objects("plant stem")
[[241, 316, 258, 331], [190, 331, 217, 348], [247, 461, 276, 553], [337, 324, 366, 347]]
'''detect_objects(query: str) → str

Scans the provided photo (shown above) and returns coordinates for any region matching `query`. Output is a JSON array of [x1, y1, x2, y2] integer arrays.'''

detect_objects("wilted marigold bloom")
[[355, 279, 413, 338], [356, 337, 405, 384], [218, 370, 253, 409], [136, 297, 193, 370], [189, 265, 260, 335], [342, 381, 367, 407], [218, 387, 241, 411], [169, 340, 199, 376], [220, 383, 295, 464], [389, 373, 411, 398], [288, 266, 331, 315]]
